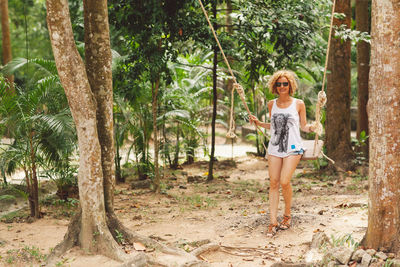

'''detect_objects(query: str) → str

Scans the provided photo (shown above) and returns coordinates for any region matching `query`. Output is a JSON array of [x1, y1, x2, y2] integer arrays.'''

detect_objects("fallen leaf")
[[134, 242, 146, 251]]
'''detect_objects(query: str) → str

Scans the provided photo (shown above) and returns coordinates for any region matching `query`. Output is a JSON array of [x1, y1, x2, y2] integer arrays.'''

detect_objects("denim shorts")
[[290, 148, 304, 155]]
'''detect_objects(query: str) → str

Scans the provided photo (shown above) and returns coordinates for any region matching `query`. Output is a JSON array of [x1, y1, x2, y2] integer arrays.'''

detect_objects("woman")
[[249, 70, 314, 237]]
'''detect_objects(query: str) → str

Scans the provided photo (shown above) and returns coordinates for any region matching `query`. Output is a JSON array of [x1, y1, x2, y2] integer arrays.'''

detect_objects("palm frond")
[[159, 109, 190, 121], [2, 57, 58, 77]]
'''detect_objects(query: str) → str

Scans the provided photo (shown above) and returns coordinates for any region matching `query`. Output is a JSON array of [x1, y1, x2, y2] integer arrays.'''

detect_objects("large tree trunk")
[[355, 0, 370, 157], [363, 0, 400, 254], [325, 0, 354, 170], [83, 0, 115, 212], [0, 0, 14, 87]]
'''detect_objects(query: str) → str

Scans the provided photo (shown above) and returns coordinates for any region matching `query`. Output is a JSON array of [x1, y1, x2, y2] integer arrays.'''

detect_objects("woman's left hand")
[[249, 115, 258, 125]]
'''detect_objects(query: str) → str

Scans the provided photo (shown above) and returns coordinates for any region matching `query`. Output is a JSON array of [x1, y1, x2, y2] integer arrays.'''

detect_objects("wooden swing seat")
[[301, 139, 324, 161]]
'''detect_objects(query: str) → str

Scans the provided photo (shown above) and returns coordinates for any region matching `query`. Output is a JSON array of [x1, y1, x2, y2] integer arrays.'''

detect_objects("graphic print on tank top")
[[271, 113, 295, 153]]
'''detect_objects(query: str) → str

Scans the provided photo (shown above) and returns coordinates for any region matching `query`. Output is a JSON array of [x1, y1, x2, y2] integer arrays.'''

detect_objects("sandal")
[[279, 215, 291, 230], [266, 223, 279, 237]]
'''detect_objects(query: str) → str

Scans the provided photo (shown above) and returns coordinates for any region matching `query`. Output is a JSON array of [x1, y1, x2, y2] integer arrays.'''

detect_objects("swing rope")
[[197, 0, 254, 140], [309, 0, 336, 164], [198, 0, 335, 163]]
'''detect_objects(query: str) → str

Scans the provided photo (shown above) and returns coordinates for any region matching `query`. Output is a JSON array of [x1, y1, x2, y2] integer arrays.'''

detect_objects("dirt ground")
[[0, 138, 369, 267]]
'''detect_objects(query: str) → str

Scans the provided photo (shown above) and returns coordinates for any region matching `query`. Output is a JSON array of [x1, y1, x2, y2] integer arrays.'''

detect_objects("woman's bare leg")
[[268, 155, 283, 225], [280, 155, 302, 216]]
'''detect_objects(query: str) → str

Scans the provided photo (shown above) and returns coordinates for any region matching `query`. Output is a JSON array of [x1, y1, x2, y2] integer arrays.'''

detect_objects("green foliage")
[[160, 52, 215, 164], [0, 78, 75, 176], [330, 233, 359, 250], [50, 198, 79, 208], [352, 130, 368, 166], [233, 0, 328, 82], [0, 57, 76, 215], [114, 94, 154, 180], [40, 165, 78, 200], [115, 230, 125, 244], [109, 0, 209, 87], [2, 246, 47, 265], [353, 130, 368, 148], [384, 259, 394, 267], [0, 194, 16, 201], [0, 208, 29, 223], [334, 24, 371, 45], [8, 0, 53, 60]]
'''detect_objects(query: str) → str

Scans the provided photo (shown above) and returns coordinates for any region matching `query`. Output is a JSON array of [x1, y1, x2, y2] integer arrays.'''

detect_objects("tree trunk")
[[23, 168, 35, 217], [0, 0, 14, 87], [46, 0, 126, 261], [325, 0, 354, 170], [207, 0, 218, 182], [28, 132, 40, 218], [355, 0, 370, 157], [172, 121, 180, 169], [83, 0, 116, 211], [152, 78, 161, 192], [362, 0, 400, 254], [114, 120, 124, 183], [226, 0, 233, 34]]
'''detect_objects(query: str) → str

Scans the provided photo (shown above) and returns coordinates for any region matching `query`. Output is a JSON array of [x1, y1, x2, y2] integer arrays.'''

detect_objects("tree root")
[[191, 243, 276, 262], [107, 211, 208, 266], [46, 210, 81, 266], [191, 243, 220, 257], [46, 210, 209, 267], [46, 211, 281, 267]]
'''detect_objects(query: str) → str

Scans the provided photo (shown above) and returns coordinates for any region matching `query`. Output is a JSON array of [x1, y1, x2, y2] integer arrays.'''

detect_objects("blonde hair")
[[267, 70, 298, 95]]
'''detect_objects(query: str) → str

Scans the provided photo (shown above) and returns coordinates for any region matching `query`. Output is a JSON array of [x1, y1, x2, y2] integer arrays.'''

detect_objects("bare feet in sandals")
[[266, 223, 279, 237], [279, 215, 291, 230]]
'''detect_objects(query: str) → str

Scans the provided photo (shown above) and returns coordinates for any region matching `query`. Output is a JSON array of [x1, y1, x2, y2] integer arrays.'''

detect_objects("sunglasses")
[[276, 82, 289, 87]]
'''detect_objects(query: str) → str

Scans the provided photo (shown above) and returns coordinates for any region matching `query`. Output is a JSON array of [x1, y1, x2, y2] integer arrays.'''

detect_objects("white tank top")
[[268, 98, 303, 158]]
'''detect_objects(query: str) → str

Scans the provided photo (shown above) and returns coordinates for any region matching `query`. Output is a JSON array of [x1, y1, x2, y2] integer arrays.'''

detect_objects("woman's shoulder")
[[294, 98, 306, 113], [294, 98, 305, 106], [292, 97, 303, 103]]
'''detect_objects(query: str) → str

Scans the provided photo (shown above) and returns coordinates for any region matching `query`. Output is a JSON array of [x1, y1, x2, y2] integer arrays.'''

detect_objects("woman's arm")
[[298, 100, 314, 133], [249, 100, 273, 129], [249, 115, 271, 129]]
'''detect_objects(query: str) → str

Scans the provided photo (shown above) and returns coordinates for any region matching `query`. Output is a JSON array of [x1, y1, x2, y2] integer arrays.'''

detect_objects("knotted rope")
[[309, 0, 336, 164], [197, 0, 260, 139]]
